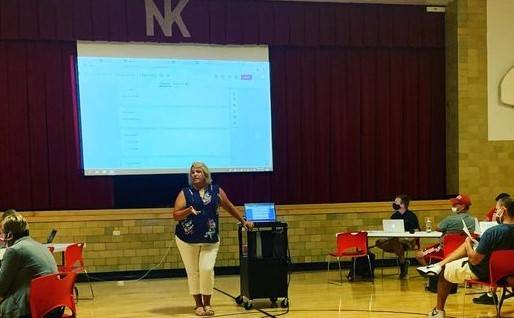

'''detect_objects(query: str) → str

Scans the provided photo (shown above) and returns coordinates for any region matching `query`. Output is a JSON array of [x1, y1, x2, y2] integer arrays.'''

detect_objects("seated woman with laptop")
[[375, 194, 420, 279]]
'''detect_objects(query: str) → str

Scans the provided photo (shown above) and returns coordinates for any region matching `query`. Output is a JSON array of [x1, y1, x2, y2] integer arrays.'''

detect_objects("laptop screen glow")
[[244, 203, 276, 222], [382, 219, 405, 233], [479, 221, 498, 234]]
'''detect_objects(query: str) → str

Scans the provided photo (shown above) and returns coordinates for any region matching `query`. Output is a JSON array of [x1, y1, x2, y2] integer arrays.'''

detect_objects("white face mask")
[[451, 207, 458, 213]]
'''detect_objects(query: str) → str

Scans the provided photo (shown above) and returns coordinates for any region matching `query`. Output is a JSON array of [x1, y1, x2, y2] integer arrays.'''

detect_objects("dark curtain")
[[0, 41, 113, 210], [0, 0, 446, 209], [216, 47, 446, 206]]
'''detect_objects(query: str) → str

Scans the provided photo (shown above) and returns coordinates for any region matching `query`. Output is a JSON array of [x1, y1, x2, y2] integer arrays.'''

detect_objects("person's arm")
[[172, 190, 196, 221], [0, 248, 20, 300], [413, 213, 420, 231], [485, 207, 495, 222], [218, 187, 253, 230], [436, 217, 448, 233], [464, 237, 485, 265]]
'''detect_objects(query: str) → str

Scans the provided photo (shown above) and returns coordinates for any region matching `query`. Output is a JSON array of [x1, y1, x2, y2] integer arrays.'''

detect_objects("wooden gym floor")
[[76, 267, 514, 317]]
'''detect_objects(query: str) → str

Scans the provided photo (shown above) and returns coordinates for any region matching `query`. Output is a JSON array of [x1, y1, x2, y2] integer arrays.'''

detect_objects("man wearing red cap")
[[417, 196, 514, 318], [415, 194, 476, 266]]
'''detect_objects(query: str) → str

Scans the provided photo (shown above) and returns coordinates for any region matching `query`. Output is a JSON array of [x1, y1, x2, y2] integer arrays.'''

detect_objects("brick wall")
[[23, 201, 451, 273], [447, 0, 514, 213]]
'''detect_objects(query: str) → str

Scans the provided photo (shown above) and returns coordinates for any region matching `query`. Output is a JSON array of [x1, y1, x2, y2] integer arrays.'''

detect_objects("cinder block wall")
[[23, 200, 452, 273], [446, 0, 514, 213]]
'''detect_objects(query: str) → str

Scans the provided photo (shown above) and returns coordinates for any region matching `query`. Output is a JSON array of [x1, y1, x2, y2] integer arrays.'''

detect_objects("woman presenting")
[[173, 162, 253, 316]]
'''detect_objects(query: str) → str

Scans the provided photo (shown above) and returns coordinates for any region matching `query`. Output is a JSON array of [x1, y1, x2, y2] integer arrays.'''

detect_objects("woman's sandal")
[[203, 305, 215, 316], [194, 306, 207, 316]]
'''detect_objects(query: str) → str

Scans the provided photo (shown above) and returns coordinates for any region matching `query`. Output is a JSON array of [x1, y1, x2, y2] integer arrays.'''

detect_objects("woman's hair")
[[188, 162, 212, 186], [1, 212, 30, 242]]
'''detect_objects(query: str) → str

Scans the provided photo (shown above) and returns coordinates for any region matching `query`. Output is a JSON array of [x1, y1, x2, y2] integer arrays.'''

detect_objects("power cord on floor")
[[86, 244, 173, 283]]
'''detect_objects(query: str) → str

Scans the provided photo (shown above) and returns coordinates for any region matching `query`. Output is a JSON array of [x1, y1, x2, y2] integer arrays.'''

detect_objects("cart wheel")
[[235, 295, 244, 305], [280, 298, 289, 308], [244, 301, 253, 310]]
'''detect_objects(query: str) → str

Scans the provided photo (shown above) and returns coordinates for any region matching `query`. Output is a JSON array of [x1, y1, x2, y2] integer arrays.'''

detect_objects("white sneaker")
[[428, 308, 445, 318], [417, 263, 442, 277]]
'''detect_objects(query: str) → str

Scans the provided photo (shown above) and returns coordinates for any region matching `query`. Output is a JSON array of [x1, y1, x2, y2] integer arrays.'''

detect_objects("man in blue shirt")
[[417, 196, 514, 318]]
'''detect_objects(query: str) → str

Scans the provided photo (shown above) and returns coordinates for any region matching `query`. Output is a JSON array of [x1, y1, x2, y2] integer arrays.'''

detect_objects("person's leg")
[[438, 243, 467, 266], [199, 242, 220, 316], [375, 238, 396, 253], [418, 242, 468, 277], [435, 270, 454, 311], [415, 249, 428, 266], [175, 237, 205, 313], [376, 239, 405, 262], [429, 258, 477, 317]]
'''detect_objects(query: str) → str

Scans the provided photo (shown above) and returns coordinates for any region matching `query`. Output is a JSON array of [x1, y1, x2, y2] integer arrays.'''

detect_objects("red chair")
[[30, 272, 77, 318], [464, 249, 514, 318], [327, 231, 373, 283], [427, 233, 467, 263], [58, 243, 94, 299]]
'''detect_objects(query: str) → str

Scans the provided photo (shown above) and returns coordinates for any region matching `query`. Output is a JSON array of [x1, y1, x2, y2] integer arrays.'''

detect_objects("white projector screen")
[[76, 42, 273, 176]]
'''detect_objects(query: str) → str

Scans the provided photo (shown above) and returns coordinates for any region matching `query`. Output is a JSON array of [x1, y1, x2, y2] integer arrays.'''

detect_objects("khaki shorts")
[[443, 257, 478, 284]]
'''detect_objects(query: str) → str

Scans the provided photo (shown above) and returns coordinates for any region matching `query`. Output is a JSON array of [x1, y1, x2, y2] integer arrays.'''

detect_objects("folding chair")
[[30, 272, 77, 318], [464, 249, 514, 318], [327, 231, 373, 283]]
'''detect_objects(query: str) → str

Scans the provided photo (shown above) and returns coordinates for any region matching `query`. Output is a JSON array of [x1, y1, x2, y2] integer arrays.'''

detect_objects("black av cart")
[[235, 221, 289, 310]]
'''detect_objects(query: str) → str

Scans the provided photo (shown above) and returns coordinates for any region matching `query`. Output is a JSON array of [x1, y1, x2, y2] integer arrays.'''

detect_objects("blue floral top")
[[175, 184, 220, 243]]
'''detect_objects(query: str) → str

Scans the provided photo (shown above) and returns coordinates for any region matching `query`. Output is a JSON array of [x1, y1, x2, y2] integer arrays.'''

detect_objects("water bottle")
[[425, 217, 432, 233]]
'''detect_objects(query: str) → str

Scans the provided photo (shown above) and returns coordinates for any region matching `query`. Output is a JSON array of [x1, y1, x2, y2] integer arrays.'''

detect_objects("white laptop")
[[244, 203, 277, 223], [382, 219, 405, 233], [479, 221, 498, 235]]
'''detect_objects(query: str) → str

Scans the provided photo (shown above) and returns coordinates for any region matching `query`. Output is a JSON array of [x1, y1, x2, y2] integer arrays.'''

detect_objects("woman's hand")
[[242, 220, 254, 231], [188, 206, 199, 215]]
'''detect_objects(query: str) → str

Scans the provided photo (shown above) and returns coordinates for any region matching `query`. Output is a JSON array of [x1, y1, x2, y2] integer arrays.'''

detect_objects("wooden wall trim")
[[21, 200, 450, 223]]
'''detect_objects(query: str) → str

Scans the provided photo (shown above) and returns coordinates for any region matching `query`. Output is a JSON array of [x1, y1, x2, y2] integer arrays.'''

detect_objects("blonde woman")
[[173, 162, 253, 316]]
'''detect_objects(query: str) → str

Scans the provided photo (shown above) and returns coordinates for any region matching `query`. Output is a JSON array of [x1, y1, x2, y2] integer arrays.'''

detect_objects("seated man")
[[474, 193, 510, 305], [484, 192, 510, 222], [376, 194, 420, 279], [415, 194, 475, 266], [417, 196, 514, 318], [0, 212, 58, 318]]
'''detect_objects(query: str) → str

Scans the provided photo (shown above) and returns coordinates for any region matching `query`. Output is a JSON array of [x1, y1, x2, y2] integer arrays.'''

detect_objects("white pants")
[[175, 236, 220, 295]]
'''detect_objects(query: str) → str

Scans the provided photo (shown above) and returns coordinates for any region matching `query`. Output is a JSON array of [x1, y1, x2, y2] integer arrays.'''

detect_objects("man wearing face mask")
[[438, 194, 475, 233], [415, 194, 476, 266], [376, 194, 420, 279], [484, 193, 510, 223], [417, 196, 514, 318], [473, 194, 511, 305], [0, 212, 58, 318]]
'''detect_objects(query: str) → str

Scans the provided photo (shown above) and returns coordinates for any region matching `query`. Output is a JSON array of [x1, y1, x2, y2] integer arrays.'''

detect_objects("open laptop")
[[382, 219, 405, 233], [244, 203, 277, 224], [478, 221, 498, 235], [46, 229, 58, 244]]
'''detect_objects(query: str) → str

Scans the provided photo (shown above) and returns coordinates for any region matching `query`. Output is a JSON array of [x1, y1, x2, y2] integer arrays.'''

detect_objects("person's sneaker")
[[473, 292, 498, 305], [399, 259, 410, 279], [417, 263, 442, 277], [428, 308, 445, 317]]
